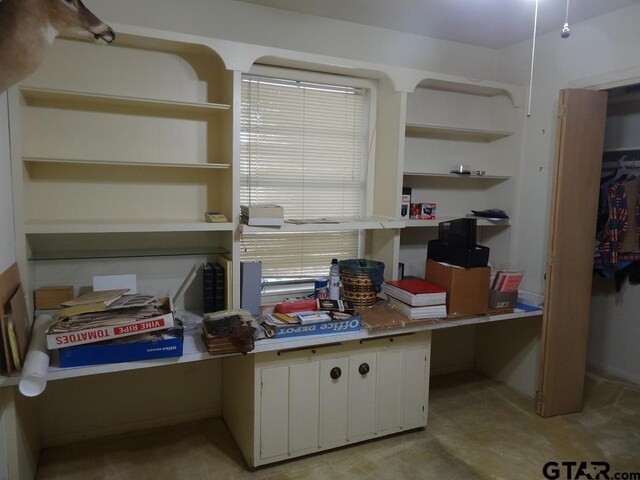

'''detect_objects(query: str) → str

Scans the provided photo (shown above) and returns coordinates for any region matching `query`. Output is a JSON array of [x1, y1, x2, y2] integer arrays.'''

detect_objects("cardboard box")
[[35, 286, 74, 310], [263, 315, 361, 338], [45, 298, 175, 349], [421, 203, 437, 220], [58, 327, 183, 368], [400, 187, 411, 218], [425, 259, 490, 317], [489, 290, 518, 309]]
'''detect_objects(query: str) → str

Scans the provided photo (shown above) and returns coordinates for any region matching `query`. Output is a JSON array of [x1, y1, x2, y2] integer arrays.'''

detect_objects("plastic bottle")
[[328, 258, 340, 300]]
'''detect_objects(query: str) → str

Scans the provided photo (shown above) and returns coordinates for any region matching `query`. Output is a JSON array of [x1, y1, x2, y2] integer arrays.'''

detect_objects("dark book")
[[213, 263, 225, 312], [203, 263, 215, 314]]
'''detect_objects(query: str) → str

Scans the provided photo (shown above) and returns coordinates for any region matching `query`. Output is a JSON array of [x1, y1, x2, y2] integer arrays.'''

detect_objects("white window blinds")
[[240, 75, 370, 280]]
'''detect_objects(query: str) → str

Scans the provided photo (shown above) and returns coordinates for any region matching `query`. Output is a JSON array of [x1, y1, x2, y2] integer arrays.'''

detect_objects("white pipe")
[[19, 313, 54, 397]]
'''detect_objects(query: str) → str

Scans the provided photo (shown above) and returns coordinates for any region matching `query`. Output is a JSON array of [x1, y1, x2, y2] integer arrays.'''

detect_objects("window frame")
[[240, 65, 379, 298]]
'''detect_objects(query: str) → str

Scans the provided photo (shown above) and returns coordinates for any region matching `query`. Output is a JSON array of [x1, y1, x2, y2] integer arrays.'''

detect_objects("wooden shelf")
[[240, 217, 404, 232], [29, 246, 229, 261], [603, 146, 640, 153], [404, 216, 510, 227], [25, 220, 234, 234], [403, 172, 510, 180], [415, 78, 519, 100], [405, 123, 513, 142], [21, 87, 231, 116], [23, 157, 230, 170]]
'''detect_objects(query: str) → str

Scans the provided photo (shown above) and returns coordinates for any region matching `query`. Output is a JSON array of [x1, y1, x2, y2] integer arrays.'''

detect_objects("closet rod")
[[602, 159, 640, 169]]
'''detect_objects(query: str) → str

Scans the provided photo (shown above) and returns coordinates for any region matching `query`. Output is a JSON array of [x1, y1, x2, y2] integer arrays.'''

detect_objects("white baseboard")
[[586, 362, 640, 386]]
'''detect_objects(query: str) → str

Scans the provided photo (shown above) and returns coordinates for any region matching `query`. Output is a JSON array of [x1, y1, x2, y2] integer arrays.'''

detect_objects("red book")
[[382, 279, 447, 306]]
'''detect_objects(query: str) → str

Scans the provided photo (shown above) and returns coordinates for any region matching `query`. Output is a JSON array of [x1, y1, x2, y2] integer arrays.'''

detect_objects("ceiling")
[[233, 0, 639, 49]]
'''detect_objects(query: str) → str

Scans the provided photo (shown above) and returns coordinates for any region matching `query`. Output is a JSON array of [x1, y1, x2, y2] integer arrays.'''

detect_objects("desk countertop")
[[0, 306, 543, 388]]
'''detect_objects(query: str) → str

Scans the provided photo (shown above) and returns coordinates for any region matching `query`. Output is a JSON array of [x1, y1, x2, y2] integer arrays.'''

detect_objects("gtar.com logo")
[[543, 461, 640, 480]]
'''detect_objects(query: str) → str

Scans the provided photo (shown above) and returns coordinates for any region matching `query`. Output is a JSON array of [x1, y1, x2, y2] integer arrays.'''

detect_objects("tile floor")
[[36, 371, 640, 480]]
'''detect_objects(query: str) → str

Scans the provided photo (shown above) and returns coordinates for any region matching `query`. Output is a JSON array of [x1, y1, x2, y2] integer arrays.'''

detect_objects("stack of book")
[[382, 278, 447, 319], [45, 289, 182, 367], [201, 310, 255, 354], [240, 204, 284, 227], [491, 270, 523, 292]]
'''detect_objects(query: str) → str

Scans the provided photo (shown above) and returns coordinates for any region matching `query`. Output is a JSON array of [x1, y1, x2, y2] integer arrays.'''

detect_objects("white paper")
[[19, 313, 54, 397], [93, 274, 137, 294]]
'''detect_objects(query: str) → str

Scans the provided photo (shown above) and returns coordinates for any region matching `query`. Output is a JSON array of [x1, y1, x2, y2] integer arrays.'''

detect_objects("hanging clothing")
[[598, 180, 628, 266]]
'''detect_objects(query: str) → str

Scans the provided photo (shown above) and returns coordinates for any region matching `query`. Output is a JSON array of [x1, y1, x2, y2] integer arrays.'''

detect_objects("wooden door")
[[288, 362, 320, 454], [259, 365, 289, 459], [347, 352, 376, 440], [375, 348, 403, 432], [539, 89, 608, 417], [319, 357, 349, 448], [401, 345, 429, 428]]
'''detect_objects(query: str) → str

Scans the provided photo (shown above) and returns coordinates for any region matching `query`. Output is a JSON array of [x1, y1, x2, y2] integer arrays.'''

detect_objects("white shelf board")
[[25, 220, 234, 234], [0, 308, 542, 387], [603, 146, 640, 153], [404, 216, 510, 227], [403, 172, 510, 180], [21, 86, 231, 115], [405, 123, 513, 142], [23, 157, 230, 170], [240, 217, 404, 233], [416, 78, 518, 99]]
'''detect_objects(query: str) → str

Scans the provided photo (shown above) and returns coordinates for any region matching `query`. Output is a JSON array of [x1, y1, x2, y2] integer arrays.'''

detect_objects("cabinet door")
[[319, 357, 349, 448], [348, 352, 376, 440], [289, 361, 320, 454], [402, 345, 429, 427], [259, 365, 289, 460], [375, 348, 403, 433]]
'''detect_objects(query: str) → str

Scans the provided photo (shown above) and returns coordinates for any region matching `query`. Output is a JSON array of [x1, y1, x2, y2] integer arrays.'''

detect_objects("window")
[[240, 72, 372, 285]]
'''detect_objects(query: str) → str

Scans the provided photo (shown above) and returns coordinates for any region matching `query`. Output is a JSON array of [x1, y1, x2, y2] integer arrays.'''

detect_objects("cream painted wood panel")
[[319, 357, 349, 448], [539, 89, 608, 417], [259, 365, 289, 460], [375, 349, 403, 433], [288, 362, 320, 454], [347, 352, 376, 440], [222, 332, 431, 467], [402, 345, 429, 427]]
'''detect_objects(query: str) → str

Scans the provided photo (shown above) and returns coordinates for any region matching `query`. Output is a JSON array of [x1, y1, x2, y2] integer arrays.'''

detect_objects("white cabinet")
[[222, 331, 431, 467]]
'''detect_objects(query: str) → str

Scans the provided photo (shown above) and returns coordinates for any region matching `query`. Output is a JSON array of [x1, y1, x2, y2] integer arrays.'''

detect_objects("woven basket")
[[339, 259, 385, 307]]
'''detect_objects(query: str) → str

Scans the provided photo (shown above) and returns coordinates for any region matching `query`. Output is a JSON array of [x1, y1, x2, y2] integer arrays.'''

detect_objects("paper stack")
[[382, 278, 447, 319], [45, 290, 177, 350], [240, 204, 284, 227]]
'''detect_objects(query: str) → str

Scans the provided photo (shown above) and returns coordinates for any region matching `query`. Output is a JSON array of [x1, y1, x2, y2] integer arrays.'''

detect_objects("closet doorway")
[[540, 78, 640, 418]]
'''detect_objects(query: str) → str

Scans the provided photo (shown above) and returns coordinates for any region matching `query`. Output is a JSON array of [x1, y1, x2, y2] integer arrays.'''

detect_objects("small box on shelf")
[[488, 290, 518, 309], [400, 187, 412, 218]]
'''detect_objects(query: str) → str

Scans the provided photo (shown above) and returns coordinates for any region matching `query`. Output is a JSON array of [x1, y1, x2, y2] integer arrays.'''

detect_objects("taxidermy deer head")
[[0, 0, 115, 92]]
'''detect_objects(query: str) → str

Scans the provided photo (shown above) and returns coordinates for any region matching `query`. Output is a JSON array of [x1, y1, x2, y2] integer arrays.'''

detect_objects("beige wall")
[[496, 3, 640, 383], [89, 0, 499, 80]]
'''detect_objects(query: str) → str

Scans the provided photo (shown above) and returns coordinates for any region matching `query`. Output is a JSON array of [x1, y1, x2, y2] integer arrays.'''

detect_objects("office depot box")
[[58, 327, 183, 368], [425, 259, 490, 317]]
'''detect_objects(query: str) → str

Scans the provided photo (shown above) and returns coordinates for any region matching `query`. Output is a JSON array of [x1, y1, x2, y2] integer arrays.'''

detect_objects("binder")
[[240, 262, 262, 316]]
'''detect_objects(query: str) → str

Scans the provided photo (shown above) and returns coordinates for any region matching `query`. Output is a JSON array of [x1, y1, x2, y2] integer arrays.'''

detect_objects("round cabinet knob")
[[358, 363, 370, 375], [330, 367, 342, 380]]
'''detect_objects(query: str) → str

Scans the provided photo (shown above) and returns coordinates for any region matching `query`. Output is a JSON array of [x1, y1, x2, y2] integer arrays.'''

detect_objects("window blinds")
[[240, 75, 370, 280]]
